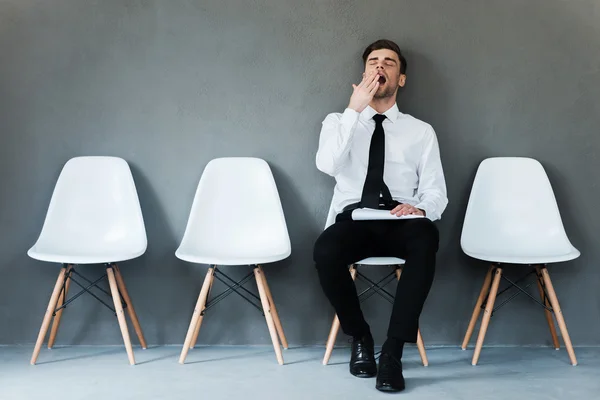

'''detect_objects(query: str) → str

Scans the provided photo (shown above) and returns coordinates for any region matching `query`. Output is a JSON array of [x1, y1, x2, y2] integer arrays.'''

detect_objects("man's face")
[[364, 49, 406, 99]]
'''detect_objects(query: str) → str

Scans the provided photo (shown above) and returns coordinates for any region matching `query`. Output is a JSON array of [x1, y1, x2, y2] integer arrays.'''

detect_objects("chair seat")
[[463, 247, 580, 265], [175, 247, 290, 266], [355, 257, 405, 266], [27, 246, 145, 264]]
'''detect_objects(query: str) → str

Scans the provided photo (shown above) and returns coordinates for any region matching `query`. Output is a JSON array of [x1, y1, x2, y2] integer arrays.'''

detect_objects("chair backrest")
[[460, 157, 577, 261], [177, 157, 291, 263], [29, 156, 147, 260]]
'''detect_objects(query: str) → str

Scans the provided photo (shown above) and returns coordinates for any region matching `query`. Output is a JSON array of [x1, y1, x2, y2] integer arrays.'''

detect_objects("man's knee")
[[313, 232, 345, 267], [406, 219, 439, 252]]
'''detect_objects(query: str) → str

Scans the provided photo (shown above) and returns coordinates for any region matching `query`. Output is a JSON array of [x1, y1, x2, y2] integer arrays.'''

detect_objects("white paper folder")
[[351, 208, 425, 221]]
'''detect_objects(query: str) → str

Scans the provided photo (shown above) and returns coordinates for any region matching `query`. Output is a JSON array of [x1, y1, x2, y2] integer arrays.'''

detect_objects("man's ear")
[[398, 74, 406, 88]]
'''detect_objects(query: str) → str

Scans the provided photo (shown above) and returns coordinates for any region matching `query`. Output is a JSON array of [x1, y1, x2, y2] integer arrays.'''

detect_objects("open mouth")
[[378, 75, 386, 84]]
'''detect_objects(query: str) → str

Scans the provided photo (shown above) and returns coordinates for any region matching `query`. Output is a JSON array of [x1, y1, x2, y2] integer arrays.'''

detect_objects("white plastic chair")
[[29, 156, 148, 366], [321, 199, 429, 367], [177, 157, 290, 365], [460, 157, 579, 366]]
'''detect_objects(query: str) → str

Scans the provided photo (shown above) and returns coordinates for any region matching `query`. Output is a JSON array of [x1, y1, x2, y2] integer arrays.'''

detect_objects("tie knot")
[[373, 114, 386, 124]]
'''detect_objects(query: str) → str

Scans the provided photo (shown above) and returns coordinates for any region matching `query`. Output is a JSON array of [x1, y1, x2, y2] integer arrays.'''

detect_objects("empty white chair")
[[177, 157, 290, 365], [29, 156, 147, 365], [321, 199, 429, 367], [461, 157, 579, 365]]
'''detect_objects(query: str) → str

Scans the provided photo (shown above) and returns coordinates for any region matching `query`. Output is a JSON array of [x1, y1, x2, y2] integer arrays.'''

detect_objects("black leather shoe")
[[349, 336, 377, 378], [376, 352, 405, 392]]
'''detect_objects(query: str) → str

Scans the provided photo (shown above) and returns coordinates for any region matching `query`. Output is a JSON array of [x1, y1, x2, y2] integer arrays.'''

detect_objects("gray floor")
[[1, 345, 599, 399]]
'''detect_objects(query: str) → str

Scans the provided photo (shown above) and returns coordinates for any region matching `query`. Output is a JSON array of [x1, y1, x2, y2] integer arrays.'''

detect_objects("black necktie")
[[360, 114, 394, 209]]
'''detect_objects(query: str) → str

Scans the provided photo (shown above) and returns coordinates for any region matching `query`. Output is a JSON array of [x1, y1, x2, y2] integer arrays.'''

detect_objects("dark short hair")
[[362, 39, 407, 75]]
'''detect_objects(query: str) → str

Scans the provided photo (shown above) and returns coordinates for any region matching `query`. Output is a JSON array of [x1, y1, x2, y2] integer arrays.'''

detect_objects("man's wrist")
[[347, 104, 362, 113]]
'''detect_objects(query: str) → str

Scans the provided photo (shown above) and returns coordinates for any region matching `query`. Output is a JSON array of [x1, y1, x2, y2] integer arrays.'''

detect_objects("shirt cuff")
[[340, 108, 360, 127]]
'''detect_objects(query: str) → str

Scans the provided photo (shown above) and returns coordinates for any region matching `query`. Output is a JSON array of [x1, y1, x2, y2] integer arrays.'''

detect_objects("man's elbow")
[[315, 154, 338, 176]]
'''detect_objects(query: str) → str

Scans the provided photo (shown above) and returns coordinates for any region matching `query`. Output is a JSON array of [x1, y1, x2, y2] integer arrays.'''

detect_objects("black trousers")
[[313, 216, 439, 343]]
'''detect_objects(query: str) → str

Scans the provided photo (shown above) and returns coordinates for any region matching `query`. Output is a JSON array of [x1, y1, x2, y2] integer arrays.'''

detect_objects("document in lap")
[[351, 208, 425, 221]]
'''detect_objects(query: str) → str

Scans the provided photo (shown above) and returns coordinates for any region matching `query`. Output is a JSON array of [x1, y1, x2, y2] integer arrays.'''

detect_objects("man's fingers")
[[357, 72, 371, 88], [364, 71, 377, 84], [393, 204, 416, 217], [405, 206, 418, 215], [390, 203, 423, 217], [390, 205, 402, 214], [367, 75, 379, 90], [394, 205, 407, 216], [367, 71, 379, 85], [368, 81, 380, 95]]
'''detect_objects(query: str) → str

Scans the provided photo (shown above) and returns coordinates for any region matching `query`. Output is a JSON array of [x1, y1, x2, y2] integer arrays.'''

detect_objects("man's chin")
[[373, 90, 396, 99]]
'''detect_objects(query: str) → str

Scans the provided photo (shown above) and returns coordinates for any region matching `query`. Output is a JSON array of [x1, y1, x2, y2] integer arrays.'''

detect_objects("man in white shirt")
[[314, 39, 447, 393]]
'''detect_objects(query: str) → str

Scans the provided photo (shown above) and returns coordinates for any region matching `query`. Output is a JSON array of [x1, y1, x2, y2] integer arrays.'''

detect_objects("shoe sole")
[[351, 372, 377, 378], [376, 384, 405, 392]]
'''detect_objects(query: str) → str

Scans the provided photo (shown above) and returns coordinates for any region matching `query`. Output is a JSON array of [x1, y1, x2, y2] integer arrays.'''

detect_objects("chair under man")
[[321, 199, 429, 367]]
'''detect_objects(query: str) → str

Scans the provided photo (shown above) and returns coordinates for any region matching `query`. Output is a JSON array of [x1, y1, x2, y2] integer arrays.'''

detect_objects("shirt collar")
[[361, 103, 400, 124]]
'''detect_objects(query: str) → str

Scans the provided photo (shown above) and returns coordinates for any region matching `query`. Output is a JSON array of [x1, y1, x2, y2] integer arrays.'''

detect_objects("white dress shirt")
[[316, 104, 448, 221]]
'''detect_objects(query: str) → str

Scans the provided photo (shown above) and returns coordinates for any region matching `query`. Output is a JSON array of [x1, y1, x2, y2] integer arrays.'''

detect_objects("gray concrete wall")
[[1, 0, 598, 346]]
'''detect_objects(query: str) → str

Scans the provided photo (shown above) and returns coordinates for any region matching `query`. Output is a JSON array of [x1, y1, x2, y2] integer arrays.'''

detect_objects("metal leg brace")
[[481, 265, 553, 317], [53, 263, 127, 317], [354, 266, 400, 305], [202, 266, 264, 315]]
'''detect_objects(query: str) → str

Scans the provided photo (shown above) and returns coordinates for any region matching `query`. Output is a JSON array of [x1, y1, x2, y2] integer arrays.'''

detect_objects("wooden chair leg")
[[472, 267, 502, 366], [31, 267, 68, 365], [395, 267, 402, 280], [189, 311, 202, 349], [349, 264, 358, 280], [396, 266, 429, 366], [179, 267, 215, 364], [258, 265, 288, 349], [416, 330, 428, 366], [323, 265, 358, 365], [540, 267, 577, 366], [190, 268, 215, 349], [535, 266, 560, 350], [462, 266, 494, 350], [48, 265, 73, 349], [254, 267, 284, 365], [322, 315, 341, 365], [190, 313, 202, 349], [107, 267, 135, 365], [113, 264, 147, 349]]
